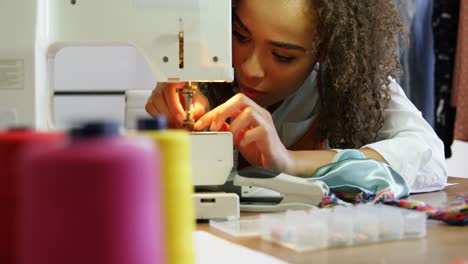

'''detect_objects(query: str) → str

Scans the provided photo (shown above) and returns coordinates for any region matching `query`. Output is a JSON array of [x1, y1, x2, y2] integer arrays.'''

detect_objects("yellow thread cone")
[[141, 130, 195, 264]]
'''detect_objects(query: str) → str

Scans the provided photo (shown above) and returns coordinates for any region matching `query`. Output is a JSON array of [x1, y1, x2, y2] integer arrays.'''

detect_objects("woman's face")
[[233, 0, 320, 107]]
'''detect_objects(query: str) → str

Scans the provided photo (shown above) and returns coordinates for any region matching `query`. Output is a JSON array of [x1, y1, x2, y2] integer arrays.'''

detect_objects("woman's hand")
[[194, 93, 293, 172], [145, 82, 210, 128]]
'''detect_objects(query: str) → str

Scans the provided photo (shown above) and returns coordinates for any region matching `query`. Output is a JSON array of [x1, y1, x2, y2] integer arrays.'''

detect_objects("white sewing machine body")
[[190, 132, 233, 186], [0, 0, 237, 219], [190, 132, 239, 220]]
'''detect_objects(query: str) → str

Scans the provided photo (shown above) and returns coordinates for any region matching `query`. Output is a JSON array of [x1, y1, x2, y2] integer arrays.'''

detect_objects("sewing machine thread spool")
[[17, 121, 165, 264], [0, 129, 65, 264], [137, 117, 195, 264]]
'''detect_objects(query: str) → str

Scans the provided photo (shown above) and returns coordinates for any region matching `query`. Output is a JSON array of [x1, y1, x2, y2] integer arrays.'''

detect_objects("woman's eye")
[[272, 52, 295, 63], [232, 30, 250, 43]]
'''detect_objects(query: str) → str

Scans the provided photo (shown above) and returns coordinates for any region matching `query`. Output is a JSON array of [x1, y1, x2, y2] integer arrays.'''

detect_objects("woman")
[[145, 0, 447, 192]]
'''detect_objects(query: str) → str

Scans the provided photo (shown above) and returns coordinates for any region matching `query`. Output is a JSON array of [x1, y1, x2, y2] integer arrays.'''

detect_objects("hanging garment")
[[432, 0, 460, 158], [408, 0, 435, 127], [395, 0, 417, 97], [452, 0, 468, 141]]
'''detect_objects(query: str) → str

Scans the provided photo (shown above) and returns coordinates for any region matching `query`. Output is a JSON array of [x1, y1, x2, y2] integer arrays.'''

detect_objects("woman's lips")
[[238, 83, 266, 101]]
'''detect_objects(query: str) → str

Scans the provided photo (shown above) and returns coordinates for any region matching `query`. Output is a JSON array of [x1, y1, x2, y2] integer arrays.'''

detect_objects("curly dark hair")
[[204, 0, 404, 149], [314, 0, 404, 148]]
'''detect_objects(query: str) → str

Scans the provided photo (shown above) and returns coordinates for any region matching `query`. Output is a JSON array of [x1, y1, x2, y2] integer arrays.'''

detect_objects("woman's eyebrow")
[[233, 12, 250, 33], [268, 41, 307, 53]]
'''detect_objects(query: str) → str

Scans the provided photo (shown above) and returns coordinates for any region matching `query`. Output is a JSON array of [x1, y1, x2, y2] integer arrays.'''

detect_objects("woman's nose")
[[241, 50, 265, 80]]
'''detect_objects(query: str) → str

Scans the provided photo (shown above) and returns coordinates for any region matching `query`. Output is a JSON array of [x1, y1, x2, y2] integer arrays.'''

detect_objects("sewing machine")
[[0, 0, 237, 219], [0, 0, 233, 129]]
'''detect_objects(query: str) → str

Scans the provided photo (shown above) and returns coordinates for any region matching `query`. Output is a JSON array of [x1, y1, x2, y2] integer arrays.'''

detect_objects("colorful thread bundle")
[[382, 194, 468, 226], [319, 190, 468, 226]]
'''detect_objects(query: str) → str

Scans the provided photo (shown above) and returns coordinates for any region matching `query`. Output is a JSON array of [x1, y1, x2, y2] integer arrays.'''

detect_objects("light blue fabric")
[[307, 150, 410, 199], [332, 149, 366, 162], [271, 64, 321, 147]]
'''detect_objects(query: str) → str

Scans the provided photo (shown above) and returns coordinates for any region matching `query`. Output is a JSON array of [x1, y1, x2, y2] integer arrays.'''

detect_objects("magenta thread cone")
[[0, 129, 65, 264], [17, 122, 165, 264]]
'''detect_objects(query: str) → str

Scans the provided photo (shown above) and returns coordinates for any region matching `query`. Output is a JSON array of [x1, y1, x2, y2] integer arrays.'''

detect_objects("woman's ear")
[[318, 45, 330, 64], [318, 53, 329, 64], [316, 33, 331, 64]]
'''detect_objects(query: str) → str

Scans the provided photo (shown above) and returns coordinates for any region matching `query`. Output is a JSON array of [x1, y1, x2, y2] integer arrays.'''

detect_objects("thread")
[[0, 129, 65, 264], [17, 122, 165, 264], [137, 129, 195, 264]]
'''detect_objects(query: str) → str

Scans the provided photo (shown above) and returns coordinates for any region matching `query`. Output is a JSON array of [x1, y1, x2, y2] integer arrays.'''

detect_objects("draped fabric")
[[395, 0, 417, 97], [395, 0, 436, 127], [408, 0, 436, 127], [452, 0, 468, 141], [432, 0, 460, 158]]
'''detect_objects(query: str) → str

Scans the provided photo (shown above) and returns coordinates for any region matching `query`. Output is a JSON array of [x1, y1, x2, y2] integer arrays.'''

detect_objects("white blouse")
[[271, 67, 448, 193]]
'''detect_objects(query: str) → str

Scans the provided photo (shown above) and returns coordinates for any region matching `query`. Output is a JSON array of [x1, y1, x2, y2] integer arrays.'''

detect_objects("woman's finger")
[[162, 82, 187, 123], [229, 106, 262, 138], [148, 90, 180, 127], [194, 93, 258, 130], [145, 98, 160, 117], [238, 125, 269, 148]]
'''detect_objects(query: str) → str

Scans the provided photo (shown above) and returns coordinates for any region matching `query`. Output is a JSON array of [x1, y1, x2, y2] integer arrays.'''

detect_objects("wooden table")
[[197, 177, 468, 264]]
